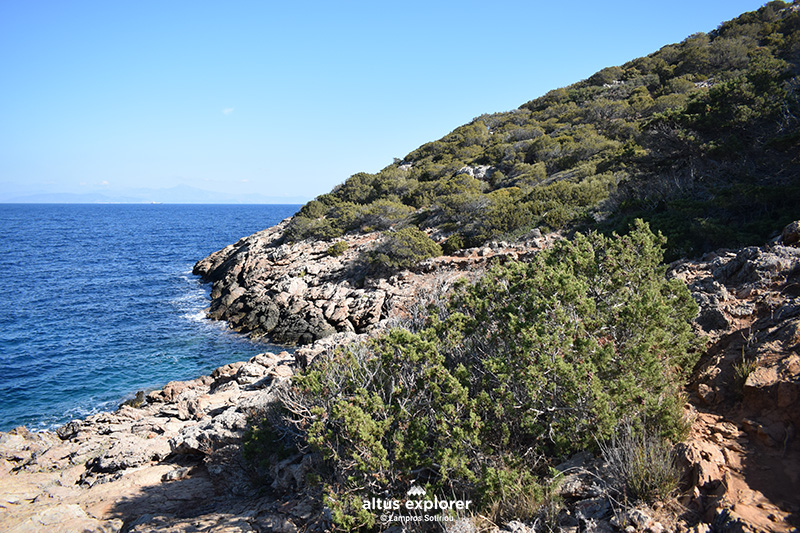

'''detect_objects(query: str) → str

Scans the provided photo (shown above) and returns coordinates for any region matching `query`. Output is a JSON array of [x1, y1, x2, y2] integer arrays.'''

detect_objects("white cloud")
[[223, 108, 234, 115], [240, 179, 249, 183], [100, 180, 110, 186]]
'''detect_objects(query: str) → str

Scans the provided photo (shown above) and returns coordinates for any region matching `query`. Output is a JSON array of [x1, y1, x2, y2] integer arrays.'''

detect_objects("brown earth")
[[670, 239, 800, 532]]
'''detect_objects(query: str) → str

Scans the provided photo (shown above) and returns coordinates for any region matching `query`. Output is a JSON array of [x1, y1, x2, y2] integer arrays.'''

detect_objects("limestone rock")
[[235, 361, 270, 385], [88, 434, 171, 473], [780, 220, 800, 246], [9, 503, 117, 533], [0, 350, 305, 533], [192, 218, 533, 346], [169, 406, 248, 455]]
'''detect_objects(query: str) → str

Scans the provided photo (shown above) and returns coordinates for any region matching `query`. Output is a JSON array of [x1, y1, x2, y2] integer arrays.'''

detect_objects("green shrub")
[[298, 199, 328, 219], [439, 220, 699, 456], [268, 221, 699, 530], [284, 215, 342, 242], [282, 332, 482, 528], [242, 413, 294, 470], [478, 188, 535, 240], [334, 172, 378, 204], [477, 459, 546, 524], [357, 199, 414, 231], [327, 241, 348, 257], [442, 233, 466, 255], [370, 227, 443, 270]]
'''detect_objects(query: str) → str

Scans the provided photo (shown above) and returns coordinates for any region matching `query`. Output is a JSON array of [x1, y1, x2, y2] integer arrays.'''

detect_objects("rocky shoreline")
[[0, 349, 305, 532], [192, 219, 557, 351], [2, 221, 800, 532]]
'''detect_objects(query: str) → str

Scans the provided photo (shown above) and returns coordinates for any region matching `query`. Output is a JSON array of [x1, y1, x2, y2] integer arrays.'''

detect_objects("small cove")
[[0, 203, 299, 431]]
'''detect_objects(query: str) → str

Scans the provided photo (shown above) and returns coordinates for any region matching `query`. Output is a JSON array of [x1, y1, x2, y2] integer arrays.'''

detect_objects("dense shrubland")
[[259, 222, 699, 530], [286, 1, 800, 264]]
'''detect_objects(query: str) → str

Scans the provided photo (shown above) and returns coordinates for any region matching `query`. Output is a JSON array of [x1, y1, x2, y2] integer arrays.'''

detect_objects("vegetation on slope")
[[264, 222, 699, 530], [286, 1, 800, 261], [245, 4, 797, 529]]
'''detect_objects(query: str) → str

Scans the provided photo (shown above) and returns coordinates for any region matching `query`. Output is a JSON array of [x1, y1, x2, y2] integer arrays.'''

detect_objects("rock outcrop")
[[193, 219, 552, 346], [668, 227, 800, 532]]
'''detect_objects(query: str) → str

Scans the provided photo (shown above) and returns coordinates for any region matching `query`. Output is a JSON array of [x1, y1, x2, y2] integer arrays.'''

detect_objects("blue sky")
[[0, 0, 770, 203]]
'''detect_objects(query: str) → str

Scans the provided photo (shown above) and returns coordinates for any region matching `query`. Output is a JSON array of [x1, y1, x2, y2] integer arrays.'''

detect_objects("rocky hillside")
[[283, 1, 800, 261], [2, 222, 799, 532], [669, 222, 800, 532]]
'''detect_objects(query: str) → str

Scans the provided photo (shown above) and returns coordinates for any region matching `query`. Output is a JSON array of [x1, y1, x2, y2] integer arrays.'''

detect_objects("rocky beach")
[[1, 220, 799, 532]]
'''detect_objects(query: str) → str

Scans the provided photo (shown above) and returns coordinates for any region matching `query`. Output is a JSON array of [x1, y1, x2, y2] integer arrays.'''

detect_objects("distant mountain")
[[286, 1, 800, 260], [2, 185, 310, 205]]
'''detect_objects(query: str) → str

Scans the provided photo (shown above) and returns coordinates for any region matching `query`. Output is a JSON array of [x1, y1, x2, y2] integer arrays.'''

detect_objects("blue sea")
[[0, 204, 300, 432]]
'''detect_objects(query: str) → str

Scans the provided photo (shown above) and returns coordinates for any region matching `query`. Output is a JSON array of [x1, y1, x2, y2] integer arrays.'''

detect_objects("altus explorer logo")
[[407, 485, 426, 497], [362, 484, 472, 513]]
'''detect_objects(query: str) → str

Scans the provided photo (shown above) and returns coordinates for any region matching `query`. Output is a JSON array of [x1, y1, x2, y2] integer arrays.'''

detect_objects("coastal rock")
[[0, 352, 304, 532], [88, 434, 171, 473], [169, 415, 240, 455], [193, 219, 545, 346], [8, 503, 117, 533]]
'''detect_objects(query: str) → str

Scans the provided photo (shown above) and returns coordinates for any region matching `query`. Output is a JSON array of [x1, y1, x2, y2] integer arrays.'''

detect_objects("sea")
[[0, 203, 300, 432]]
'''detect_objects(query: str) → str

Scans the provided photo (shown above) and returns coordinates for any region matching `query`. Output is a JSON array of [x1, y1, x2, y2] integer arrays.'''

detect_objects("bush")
[[268, 221, 699, 530], [280, 332, 481, 529], [599, 423, 680, 503], [327, 241, 348, 257], [442, 233, 466, 255], [298, 199, 328, 219], [439, 220, 699, 456], [370, 227, 443, 270], [357, 199, 414, 231], [284, 215, 342, 242], [477, 188, 534, 240]]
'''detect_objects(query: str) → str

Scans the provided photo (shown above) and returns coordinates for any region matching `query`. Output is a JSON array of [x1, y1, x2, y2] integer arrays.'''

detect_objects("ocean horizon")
[[0, 203, 300, 432]]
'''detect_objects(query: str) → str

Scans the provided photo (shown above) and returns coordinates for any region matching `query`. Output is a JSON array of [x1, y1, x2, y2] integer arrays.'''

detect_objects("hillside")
[[287, 1, 800, 261], [3, 4, 800, 533]]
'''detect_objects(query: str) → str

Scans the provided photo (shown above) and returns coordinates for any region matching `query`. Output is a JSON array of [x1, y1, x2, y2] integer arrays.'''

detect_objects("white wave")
[[182, 309, 209, 323]]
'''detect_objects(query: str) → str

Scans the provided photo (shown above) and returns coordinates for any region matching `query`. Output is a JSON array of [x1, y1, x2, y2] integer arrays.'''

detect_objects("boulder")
[[781, 220, 800, 246], [675, 440, 725, 489], [235, 362, 270, 385], [169, 407, 248, 455]]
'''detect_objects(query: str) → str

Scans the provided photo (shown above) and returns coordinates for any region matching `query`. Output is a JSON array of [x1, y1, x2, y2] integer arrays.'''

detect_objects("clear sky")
[[0, 0, 771, 203]]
